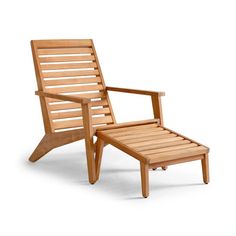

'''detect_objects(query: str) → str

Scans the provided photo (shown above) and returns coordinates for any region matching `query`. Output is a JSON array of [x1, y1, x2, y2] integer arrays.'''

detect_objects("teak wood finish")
[[30, 39, 209, 197], [30, 39, 116, 184]]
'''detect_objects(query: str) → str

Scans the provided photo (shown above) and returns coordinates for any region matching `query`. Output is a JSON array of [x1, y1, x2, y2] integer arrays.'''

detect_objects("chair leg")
[[84, 137, 97, 185], [29, 130, 85, 162], [95, 138, 105, 180], [201, 154, 209, 184], [29, 135, 52, 162], [152, 166, 168, 171], [162, 166, 168, 170], [140, 162, 149, 198]]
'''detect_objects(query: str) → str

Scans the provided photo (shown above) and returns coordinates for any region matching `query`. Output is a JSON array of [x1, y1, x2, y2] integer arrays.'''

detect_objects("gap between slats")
[[53, 116, 113, 130], [49, 99, 109, 111], [51, 107, 111, 119]]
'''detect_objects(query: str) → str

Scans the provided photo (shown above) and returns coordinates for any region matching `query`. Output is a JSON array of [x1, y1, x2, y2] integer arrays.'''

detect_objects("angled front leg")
[[82, 103, 96, 184]]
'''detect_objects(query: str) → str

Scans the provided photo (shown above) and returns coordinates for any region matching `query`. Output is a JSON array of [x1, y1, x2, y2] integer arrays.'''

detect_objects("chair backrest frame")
[[31, 39, 116, 134]]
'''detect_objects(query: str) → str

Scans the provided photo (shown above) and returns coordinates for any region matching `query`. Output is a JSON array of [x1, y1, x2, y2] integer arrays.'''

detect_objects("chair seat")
[[96, 123, 209, 166]]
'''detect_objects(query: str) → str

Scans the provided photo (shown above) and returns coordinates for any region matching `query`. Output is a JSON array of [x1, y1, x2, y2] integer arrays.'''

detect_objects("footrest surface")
[[96, 123, 209, 165]]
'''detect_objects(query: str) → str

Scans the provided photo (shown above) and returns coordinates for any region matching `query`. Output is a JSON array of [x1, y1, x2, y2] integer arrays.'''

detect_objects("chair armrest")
[[106, 86, 165, 96], [35, 91, 90, 104]]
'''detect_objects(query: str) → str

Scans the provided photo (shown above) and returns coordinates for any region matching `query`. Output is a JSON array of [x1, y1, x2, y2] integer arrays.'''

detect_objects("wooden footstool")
[[95, 121, 209, 198]]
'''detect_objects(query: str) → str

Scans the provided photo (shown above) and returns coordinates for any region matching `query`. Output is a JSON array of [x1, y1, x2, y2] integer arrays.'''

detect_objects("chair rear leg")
[[152, 166, 168, 171], [201, 153, 209, 184], [140, 162, 149, 198], [95, 138, 104, 181]]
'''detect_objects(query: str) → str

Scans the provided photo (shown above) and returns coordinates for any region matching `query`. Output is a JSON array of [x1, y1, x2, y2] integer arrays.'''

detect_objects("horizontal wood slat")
[[51, 107, 111, 119], [128, 137, 184, 148], [114, 130, 170, 140], [140, 143, 198, 155], [49, 99, 109, 111], [41, 62, 97, 70], [33, 39, 92, 48], [120, 133, 177, 145], [148, 146, 207, 164], [44, 77, 101, 86], [38, 47, 93, 55], [42, 69, 99, 78], [54, 116, 113, 130], [103, 123, 159, 134], [134, 140, 192, 152], [45, 84, 104, 93], [39, 55, 95, 63]]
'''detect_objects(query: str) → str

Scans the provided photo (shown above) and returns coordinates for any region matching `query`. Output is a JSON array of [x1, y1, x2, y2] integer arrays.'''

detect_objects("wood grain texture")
[[82, 103, 96, 184], [201, 153, 209, 184], [29, 129, 85, 162], [140, 162, 149, 198], [95, 138, 105, 180]]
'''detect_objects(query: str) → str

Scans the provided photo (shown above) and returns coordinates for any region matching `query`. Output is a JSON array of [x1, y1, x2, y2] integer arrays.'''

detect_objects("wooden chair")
[[30, 39, 209, 197]]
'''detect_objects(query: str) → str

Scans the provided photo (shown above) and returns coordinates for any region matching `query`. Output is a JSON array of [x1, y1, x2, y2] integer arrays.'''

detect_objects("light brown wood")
[[95, 138, 105, 180], [30, 39, 210, 197], [45, 84, 103, 94], [36, 91, 90, 104], [29, 129, 85, 162], [31, 41, 52, 133], [148, 146, 207, 164], [47, 92, 105, 103], [96, 130, 150, 164], [49, 99, 108, 111], [107, 86, 165, 96], [34, 39, 93, 48], [151, 94, 164, 126], [96, 120, 158, 132], [41, 62, 97, 70], [121, 133, 177, 145], [96, 125, 209, 197], [135, 140, 192, 152], [44, 77, 101, 86], [140, 162, 149, 198], [149, 155, 204, 169], [42, 69, 99, 78], [91, 41, 117, 124], [39, 55, 95, 63], [30, 39, 116, 185], [82, 103, 96, 184], [51, 108, 110, 120], [201, 153, 209, 184], [53, 116, 113, 130], [38, 47, 93, 55]]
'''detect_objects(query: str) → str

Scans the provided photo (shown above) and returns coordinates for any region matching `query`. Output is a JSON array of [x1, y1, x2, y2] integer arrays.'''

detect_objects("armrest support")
[[106, 86, 165, 96], [35, 91, 90, 104], [106, 86, 165, 125]]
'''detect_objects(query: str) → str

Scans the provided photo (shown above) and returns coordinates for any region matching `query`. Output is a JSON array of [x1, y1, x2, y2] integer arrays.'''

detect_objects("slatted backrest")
[[31, 39, 115, 133]]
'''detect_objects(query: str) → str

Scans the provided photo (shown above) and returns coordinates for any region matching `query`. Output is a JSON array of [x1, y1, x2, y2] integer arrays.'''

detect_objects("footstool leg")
[[161, 166, 168, 170], [140, 162, 149, 198], [201, 154, 209, 184]]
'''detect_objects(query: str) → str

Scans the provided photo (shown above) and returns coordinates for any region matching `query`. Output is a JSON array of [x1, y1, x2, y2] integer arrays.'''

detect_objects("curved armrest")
[[35, 91, 90, 104], [106, 86, 165, 96]]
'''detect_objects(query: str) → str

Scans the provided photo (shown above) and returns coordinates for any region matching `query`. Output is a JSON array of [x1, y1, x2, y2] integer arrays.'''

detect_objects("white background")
[[0, 0, 236, 235]]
